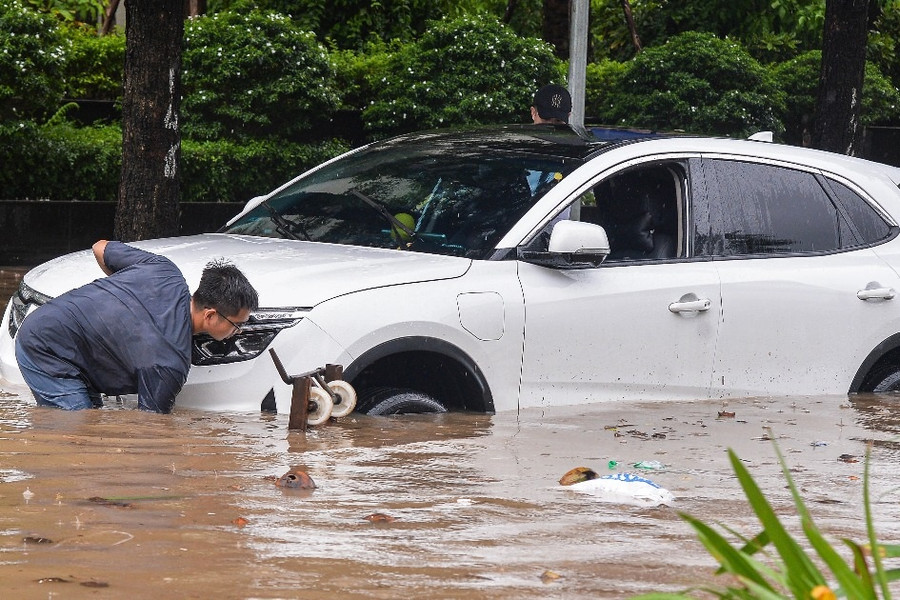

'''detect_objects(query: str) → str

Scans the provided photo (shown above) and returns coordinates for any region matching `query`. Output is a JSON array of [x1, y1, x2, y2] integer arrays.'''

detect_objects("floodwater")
[[1, 271, 900, 599]]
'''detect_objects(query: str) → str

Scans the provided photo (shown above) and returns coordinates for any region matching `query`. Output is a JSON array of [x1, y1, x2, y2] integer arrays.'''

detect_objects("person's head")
[[531, 84, 572, 125], [192, 259, 259, 340]]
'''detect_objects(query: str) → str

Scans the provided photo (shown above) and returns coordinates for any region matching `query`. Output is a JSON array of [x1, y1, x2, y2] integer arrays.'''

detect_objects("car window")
[[223, 141, 580, 259], [825, 178, 893, 246], [522, 162, 688, 262], [707, 159, 841, 256]]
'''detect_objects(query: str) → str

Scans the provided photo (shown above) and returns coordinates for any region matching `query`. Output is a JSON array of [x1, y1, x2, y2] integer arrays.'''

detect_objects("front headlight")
[[191, 307, 309, 366], [8, 281, 53, 338]]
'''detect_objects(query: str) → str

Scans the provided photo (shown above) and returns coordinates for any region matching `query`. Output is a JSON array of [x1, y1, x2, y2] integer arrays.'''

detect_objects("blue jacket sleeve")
[[136, 365, 188, 413]]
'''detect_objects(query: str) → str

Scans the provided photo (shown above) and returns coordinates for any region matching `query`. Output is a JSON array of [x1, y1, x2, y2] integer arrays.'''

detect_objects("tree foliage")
[[61, 25, 124, 100], [0, 0, 68, 120], [361, 15, 561, 137], [181, 10, 338, 140], [774, 50, 900, 145], [592, 31, 786, 137]]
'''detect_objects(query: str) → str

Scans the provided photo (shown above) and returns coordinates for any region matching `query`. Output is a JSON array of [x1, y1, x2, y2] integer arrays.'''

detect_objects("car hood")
[[23, 234, 472, 307]]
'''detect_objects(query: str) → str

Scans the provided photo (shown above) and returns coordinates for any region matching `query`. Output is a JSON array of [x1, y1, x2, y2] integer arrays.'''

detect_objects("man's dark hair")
[[193, 258, 259, 316]]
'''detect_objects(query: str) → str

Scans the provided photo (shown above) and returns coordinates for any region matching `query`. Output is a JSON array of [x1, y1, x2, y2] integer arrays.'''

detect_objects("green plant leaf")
[[802, 524, 873, 600], [728, 448, 825, 596], [682, 512, 777, 592]]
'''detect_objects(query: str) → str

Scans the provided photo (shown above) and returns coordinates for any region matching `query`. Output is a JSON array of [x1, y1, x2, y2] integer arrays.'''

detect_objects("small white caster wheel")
[[306, 387, 334, 426], [327, 380, 357, 418]]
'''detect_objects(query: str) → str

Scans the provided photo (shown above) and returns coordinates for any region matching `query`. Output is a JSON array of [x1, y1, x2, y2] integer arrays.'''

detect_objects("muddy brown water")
[[1, 269, 900, 599]]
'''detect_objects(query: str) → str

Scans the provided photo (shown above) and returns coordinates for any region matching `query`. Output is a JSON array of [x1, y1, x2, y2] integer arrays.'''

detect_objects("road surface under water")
[[1, 269, 899, 599], [1, 382, 900, 599]]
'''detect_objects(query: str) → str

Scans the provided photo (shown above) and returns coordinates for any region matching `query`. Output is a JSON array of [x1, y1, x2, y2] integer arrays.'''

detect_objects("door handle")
[[668, 295, 712, 314], [857, 282, 895, 301]]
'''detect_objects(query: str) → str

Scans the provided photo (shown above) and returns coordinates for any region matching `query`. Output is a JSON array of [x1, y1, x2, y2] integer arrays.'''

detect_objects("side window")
[[826, 178, 893, 246], [521, 161, 687, 262], [708, 160, 840, 256]]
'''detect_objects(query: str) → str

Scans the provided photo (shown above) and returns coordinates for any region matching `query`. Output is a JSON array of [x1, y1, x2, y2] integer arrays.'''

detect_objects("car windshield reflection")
[[223, 136, 583, 258]]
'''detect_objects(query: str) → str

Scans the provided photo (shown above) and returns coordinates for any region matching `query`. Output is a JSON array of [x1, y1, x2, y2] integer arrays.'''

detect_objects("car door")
[[516, 159, 722, 408], [704, 157, 900, 396]]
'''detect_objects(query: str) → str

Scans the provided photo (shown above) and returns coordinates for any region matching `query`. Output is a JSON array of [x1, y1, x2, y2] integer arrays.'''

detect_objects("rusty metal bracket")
[[269, 350, 349, 431]]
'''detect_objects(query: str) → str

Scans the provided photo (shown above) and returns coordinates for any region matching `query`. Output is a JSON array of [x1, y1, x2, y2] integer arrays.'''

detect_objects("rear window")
[[826, 178, 893, 246]]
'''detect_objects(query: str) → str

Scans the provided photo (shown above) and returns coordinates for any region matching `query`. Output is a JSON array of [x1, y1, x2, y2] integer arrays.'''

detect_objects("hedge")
[[0, 121, 348, 202]]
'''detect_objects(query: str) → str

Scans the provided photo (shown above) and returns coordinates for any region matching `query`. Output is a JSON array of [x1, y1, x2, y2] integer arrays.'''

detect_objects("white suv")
[[4, 125, 900, 415]]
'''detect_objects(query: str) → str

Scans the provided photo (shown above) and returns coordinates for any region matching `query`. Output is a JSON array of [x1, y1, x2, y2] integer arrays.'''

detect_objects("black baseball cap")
[[533, 84, 572, 121]]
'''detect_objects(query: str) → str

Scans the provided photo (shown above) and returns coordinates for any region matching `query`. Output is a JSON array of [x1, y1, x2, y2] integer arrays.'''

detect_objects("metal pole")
[[568, 0, 589, 130]]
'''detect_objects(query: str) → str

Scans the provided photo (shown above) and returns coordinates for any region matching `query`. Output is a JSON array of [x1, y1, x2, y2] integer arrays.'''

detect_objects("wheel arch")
[[850, 332, 900, 392], [342, 336, 495, 413]]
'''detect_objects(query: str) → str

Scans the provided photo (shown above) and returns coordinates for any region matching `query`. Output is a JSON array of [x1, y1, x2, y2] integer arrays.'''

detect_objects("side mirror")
[[518, 220, 610, 269]]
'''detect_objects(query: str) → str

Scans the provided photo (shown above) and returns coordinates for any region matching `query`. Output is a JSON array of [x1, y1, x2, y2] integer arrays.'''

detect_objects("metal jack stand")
[[269, 349, 357, 431]]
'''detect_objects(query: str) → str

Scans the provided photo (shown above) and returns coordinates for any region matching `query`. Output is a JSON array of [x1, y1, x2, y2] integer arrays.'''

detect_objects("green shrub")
[[773, 51, 900, 146], [593, 31, 785, 138], [585, 59, 628, 121], [0, 120, 348, 202], [181, 137, 348, 203], [61, 25, 125, 101], [0, 0, 69, 120], [361, 15, 562, 137], [0, 120, 120, 200], [181, 10, 339, 141]]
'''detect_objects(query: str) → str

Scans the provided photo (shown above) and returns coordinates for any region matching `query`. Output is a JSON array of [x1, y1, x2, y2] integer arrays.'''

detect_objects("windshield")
[[223, 133, 583, 258]]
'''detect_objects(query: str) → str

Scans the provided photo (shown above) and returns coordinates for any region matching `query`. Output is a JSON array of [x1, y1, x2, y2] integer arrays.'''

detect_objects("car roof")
[[375, 124, 608, 161], [376, 126, 900, 184]]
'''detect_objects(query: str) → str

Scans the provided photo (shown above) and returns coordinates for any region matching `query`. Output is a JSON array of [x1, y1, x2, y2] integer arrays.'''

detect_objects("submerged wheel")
[[866, 363, 900, 393], [306, 387, 334, 426], [357, 387, 447, 416], [327, 380, 357, 418]]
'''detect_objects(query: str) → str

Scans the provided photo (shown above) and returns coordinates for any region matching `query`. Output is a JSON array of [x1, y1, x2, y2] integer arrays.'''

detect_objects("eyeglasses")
[[215, 310, 244, 334]]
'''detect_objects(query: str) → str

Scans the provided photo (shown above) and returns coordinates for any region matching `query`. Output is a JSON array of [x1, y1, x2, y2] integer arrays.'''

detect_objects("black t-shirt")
[[16, 242, 192, 413]]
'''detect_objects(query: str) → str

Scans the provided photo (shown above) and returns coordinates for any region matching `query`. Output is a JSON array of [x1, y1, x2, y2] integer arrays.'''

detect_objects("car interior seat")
[[589, 168, 678, 261]]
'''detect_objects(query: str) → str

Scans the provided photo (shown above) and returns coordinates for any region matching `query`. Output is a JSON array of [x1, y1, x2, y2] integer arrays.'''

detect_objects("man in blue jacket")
[[14, 240, 258, 413]]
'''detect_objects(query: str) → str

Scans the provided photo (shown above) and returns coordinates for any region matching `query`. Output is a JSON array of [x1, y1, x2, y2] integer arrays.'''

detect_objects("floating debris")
[[23, 536, 53, 545], [363, 513, 396, 523], [717, 411, 736, 418], [558, 468, 675, 507], [810, 441, 828, 447], [540, 570, 562, 583], [632, 460, 665, 471], [87, 497, 134, 508], [231, 517, 249, 528], [275, 469, 316, 489], [34, 577, 70, 584], [22, 487, 34, 501], [81, 581, 109, 588], [838, 454, 859, 463], [558, 466, 598, 486]]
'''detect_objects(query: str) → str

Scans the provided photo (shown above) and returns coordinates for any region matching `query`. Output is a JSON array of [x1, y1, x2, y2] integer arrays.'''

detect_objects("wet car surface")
[[3, 125, 900, 416]]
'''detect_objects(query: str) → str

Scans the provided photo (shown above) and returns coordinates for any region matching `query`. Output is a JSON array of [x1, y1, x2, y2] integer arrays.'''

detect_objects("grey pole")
[[567, 0, 589, 130]]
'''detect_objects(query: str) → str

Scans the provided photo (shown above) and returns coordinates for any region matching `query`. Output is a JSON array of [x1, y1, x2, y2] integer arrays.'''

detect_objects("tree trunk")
[[620, 0, 641, 53], [114, 0, 183, 242], [543, 0, 570, 59], [811, 0, 869, 156], [503, 0, 518, 23]]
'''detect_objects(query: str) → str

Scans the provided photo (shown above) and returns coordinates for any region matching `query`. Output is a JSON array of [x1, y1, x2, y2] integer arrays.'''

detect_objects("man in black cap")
[[531, 84, 572, 125]]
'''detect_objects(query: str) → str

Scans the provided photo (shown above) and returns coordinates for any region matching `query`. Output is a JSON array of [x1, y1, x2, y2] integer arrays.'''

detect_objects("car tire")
[[867, 364, 900, 393], [357, 387, 447, 415]]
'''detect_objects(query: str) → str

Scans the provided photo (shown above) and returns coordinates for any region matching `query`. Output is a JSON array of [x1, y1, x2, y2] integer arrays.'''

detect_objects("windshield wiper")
[[260, 200, 309, 241], [350, 189, 419, 244]]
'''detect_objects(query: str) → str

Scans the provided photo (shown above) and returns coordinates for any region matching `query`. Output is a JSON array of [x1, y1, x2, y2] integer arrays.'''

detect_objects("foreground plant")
[[634, 436, 900, 599]]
